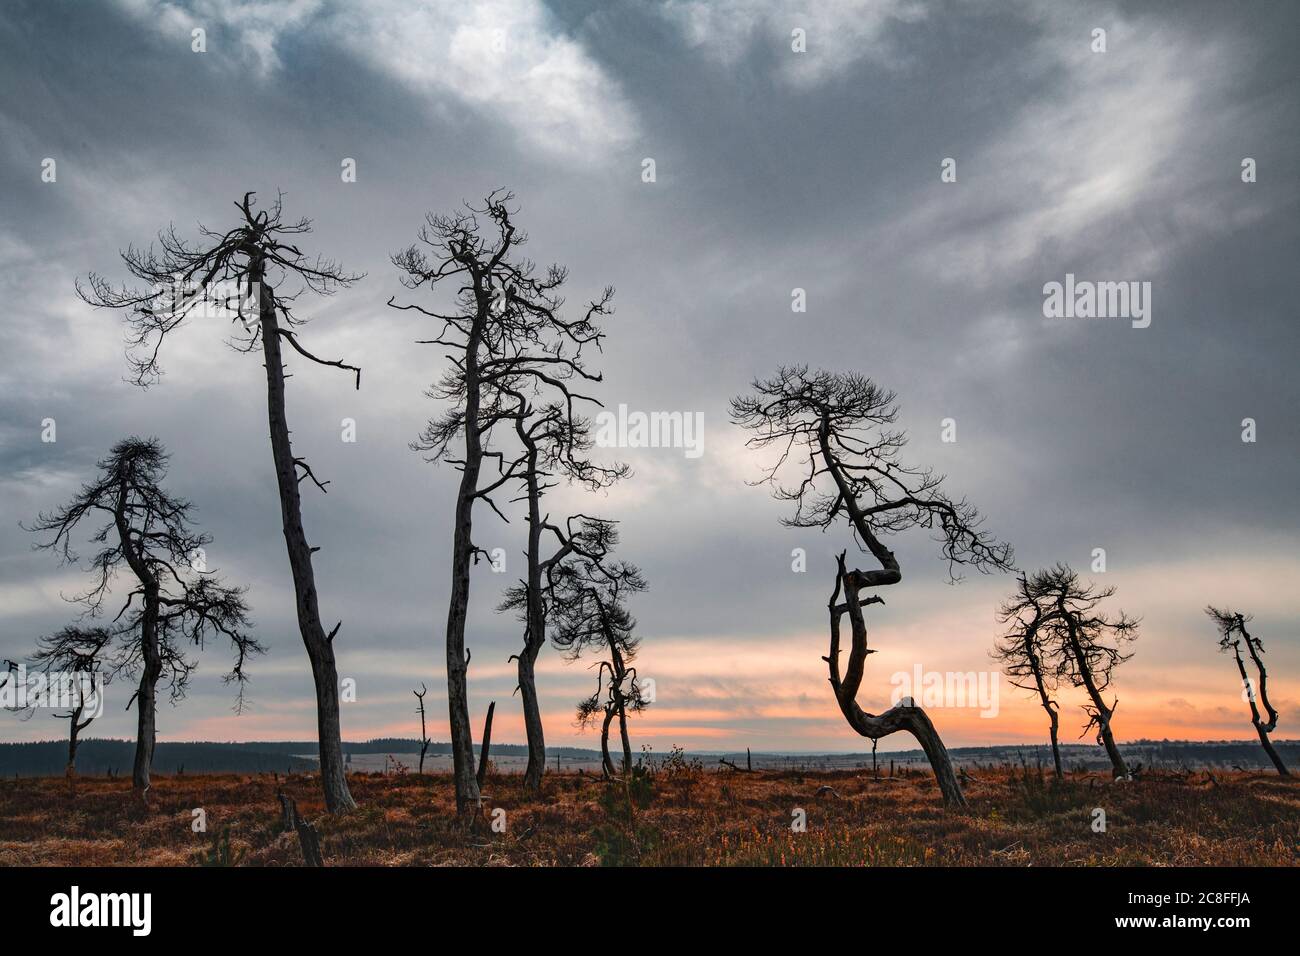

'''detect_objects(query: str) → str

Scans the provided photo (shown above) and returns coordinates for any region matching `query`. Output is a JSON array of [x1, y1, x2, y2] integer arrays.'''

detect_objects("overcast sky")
[[1, 0, 1297, 754]]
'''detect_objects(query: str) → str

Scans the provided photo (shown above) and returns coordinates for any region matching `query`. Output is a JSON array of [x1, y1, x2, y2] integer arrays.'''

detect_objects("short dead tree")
[[993, 575, 1065, 779], [15, 626, 114, 782], [1206, 607, 1288, 776], [414, 683, 432, 774], [732, 367, 1015, 808], [24, 438, 260, 801], [1016, 565, 1138, 778], [541, 522, 649, 779]]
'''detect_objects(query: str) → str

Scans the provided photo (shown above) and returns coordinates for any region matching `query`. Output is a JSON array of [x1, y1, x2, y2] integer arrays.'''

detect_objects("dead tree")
[[1207, 607, 1288, 776], [1017, 565, 1137, 778], [79, 192, 361, 813], [542, 523, 649, 779], [279, 793, 324, 866], [18, 626, 114, 781], [501, 398, 627, 794], [732, 367, 1014, 807], [389, 191, 614, 811], [476, 701, 495, 787], [414, 684, 431, 773], [24, 438, 260, 801], [993, 575, 1064, 779]]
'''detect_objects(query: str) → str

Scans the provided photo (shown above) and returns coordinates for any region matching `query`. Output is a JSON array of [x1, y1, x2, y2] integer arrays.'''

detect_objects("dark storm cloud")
[[1, 0, 1296, 749]]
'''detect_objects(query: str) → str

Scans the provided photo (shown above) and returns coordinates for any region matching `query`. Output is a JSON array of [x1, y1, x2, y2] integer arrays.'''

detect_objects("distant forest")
[[0, 738, 602, 777], [3, 737, 1296, 778]]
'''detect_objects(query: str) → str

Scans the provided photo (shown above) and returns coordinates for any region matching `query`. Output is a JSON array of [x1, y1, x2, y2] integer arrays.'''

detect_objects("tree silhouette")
[[1013, 565, 1138, 778], [498, 399, 627, 791], [994, 575, 1064, 779], [1206, 607, 1288, 775], [24, 438, 259, 801], [414, 683, 431, 774], [389, 190, 615, 810], [78, 193, 361, 813], [732, 367, 1014, 807], [539, 521, 649, 778], [18, 626, 114, 782]]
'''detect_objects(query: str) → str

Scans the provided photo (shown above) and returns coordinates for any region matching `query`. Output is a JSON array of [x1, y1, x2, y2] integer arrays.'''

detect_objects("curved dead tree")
[[1016, 565, 1137, 778], [24, 438, 260, 801], [390, 191, 617, 810], [731, 367, 1014, 808], [1207, 607, 1288, 776], [541, 521, 648, 778], [993, 575, 1064, 779], [78, 193, 360, 813]]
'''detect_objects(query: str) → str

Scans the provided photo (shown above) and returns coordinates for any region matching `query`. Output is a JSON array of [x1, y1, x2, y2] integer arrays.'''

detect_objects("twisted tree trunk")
[[827, 555, 966, 807], [257, 264, 355, 813]]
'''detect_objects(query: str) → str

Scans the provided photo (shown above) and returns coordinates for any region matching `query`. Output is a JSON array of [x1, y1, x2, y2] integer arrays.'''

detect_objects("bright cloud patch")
[[114, 0, 636, 160]]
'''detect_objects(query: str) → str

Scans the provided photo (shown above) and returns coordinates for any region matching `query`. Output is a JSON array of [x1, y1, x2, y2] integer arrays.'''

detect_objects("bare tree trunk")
[[617, 704, 632, 775], [446, 433, 482, 815], [513, 410, 549, 793], [282, 794, 324, 866], [1061, 616, 1128, 778], [257, 269, 355, 813], [1256, 723, 1289, 775], [1047, 707, 1063, 780], [1238, 618, 1280, 732], [66, 704, 87, 782], [438, 299, 488, 817], [130, 583, 162, 802], [1023, 628, 1064, 781], [476, 701, 495, 788], [415, 684, 430, 774], [827, 555, 966, 807], [517, 641, 545, 791], [1231, 643, 1289, 776], [599, 706, 616, 779]]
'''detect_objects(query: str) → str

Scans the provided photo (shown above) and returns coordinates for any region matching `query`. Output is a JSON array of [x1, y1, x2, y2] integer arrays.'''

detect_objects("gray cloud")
[[1, 0, 1297, 750]]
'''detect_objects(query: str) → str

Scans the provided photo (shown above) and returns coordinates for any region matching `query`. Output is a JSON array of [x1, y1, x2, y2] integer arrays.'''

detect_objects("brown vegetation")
[[1, 764, 1295, 867]]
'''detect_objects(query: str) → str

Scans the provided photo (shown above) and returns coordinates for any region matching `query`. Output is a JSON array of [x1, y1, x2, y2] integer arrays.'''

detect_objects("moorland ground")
[[1, 762, 1296, 867]]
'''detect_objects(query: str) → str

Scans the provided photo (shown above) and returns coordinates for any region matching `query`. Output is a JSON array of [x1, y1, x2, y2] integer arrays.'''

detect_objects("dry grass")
[[1, 763, 1296, 867]]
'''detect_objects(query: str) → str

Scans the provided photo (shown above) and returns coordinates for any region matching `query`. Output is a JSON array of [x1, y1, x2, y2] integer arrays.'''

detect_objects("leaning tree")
[[389, 190, 617, 811], [993, 574, 1065, 779], [1206, 607, 1288, 776], [732, 367, 1014, 807], [25, 438, 260, 801], [79, 193, 361, 813], [1015, 565, 1138, 778]]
